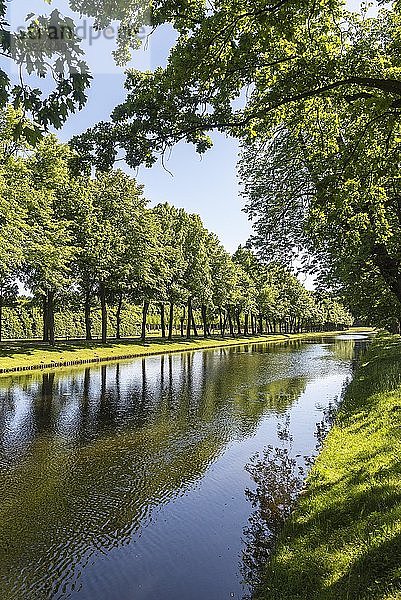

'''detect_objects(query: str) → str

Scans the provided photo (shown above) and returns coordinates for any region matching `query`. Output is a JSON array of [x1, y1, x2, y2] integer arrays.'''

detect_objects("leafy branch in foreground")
[[73, 2, 401, 169], [0, 0, 152, 139]]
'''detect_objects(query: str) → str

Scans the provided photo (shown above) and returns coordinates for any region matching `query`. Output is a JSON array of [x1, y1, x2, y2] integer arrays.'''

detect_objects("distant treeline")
[[0, 111, 353, 344], [1, 299, 351, 342]]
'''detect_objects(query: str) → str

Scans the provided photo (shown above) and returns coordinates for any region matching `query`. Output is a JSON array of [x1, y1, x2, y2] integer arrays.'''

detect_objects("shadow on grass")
[[0, 334, 276, 364], [328, 532, 401, 600], [258, 481, 401, 600]]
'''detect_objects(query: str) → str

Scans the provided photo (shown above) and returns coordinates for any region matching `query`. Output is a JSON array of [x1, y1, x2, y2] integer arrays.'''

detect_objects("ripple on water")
[[0, 336, 367, 599]]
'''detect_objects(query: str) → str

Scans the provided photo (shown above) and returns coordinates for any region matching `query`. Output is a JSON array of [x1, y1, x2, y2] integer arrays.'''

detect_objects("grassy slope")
[[0, 331, 359, 376], [257, 333, 401, 600]]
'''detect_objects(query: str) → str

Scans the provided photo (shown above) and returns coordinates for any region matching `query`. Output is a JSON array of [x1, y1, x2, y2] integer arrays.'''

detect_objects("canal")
[[0, 333, 368, 599]]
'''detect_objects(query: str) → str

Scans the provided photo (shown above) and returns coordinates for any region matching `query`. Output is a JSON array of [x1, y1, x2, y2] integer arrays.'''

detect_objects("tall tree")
[[153, 204, 189, 340], [182, 215, 212, 338], [0, 110, 27, 339], [85, 170, 150, 343], [22, 136, 76, 344]]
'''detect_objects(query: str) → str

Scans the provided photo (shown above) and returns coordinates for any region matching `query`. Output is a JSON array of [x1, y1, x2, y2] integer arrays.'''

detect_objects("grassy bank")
[[0, 330, 365, 376], [257, 333, 401, 600]]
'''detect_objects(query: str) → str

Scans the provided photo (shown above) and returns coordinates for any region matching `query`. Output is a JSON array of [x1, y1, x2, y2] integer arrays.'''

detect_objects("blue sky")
[[7, 0, 368, 262], [7, 1, 251, 253]]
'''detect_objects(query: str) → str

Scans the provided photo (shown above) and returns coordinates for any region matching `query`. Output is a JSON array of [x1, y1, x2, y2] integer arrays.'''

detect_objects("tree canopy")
[[239, 12, 401, 328], [71, 1, 401, 170]]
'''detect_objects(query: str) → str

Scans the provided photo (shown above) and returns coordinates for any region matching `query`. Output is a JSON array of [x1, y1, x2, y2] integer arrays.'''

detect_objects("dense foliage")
[[69, 0, 401, 330], [237, 7, 401, 330], [3, 1, 398, 327], [0, 108, 352, 344]]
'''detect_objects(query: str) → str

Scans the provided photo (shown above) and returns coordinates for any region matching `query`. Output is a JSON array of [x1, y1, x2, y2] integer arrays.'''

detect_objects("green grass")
[[257, 332, 401, 600], [0, 329, 369, 376]]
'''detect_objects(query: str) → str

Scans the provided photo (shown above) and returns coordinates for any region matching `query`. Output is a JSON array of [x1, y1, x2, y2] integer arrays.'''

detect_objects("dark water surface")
[[0, 334, 368, 599]]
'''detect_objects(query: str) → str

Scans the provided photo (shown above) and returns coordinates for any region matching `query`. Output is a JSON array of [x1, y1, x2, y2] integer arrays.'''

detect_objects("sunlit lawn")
[[0, 329, 370, 374]]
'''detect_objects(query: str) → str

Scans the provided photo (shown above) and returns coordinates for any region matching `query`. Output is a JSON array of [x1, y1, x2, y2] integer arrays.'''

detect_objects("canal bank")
[[0, 329, 369, 377], [257, 332, 401, 600]]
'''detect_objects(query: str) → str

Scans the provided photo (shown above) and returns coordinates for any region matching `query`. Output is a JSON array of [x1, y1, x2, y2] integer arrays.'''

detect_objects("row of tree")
[[1, 1, 397, 332], [59, 0, 401, 331], [0, 108, 352, 344]]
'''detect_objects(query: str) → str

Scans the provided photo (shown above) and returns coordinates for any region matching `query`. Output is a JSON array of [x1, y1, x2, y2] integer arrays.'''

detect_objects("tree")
[[182, 215, 212, 338], [153, 204, 189, 340], [240, 59, 401, 324], [22, 136, 76, 344], [83, 170, 151, 343], [0, 110, 27, 340], [74, 2, 401, 171], [57, 175, 97, 340], [132, 209, 166, 343]]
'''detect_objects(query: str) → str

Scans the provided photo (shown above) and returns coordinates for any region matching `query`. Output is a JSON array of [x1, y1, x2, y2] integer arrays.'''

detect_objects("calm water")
[[0, 334, 368, 599]]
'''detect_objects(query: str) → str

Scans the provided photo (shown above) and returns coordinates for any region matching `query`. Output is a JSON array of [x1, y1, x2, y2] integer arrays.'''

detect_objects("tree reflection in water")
[[0, 337, 361, 599], [241, 417, 305, 597], [241, 388, 349, 599]]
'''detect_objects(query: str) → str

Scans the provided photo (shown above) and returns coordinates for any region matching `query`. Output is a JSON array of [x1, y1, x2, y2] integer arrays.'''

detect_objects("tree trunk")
[[219, 308, 224, 336], [160, 303, 166, 338], [99, 281, 108, 343], [42, 294, 49, 342], [47, 290, 55, 346], [201, 305, 208, 338], [236, 310, 242, 335], [244, 312, 249, 336], [84, 289, 92, 341], [191, 304, 198, 337], [187, 298, 192, 339], [168, 302, 174, 340], [222, 309, 229, 336], [250, 312, 256, 335], [116, 292, 123, 340], [141, 300, 150, 342], [180, 307, 185, 337], [258, 314, 263, 334], [228, 309, 234, 336]]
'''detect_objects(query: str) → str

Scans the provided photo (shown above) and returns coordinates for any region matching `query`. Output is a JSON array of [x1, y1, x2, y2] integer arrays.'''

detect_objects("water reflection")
[[241, 335, 369, 599], [0, 337, 365, 599], [241, 418, 305, 596]]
